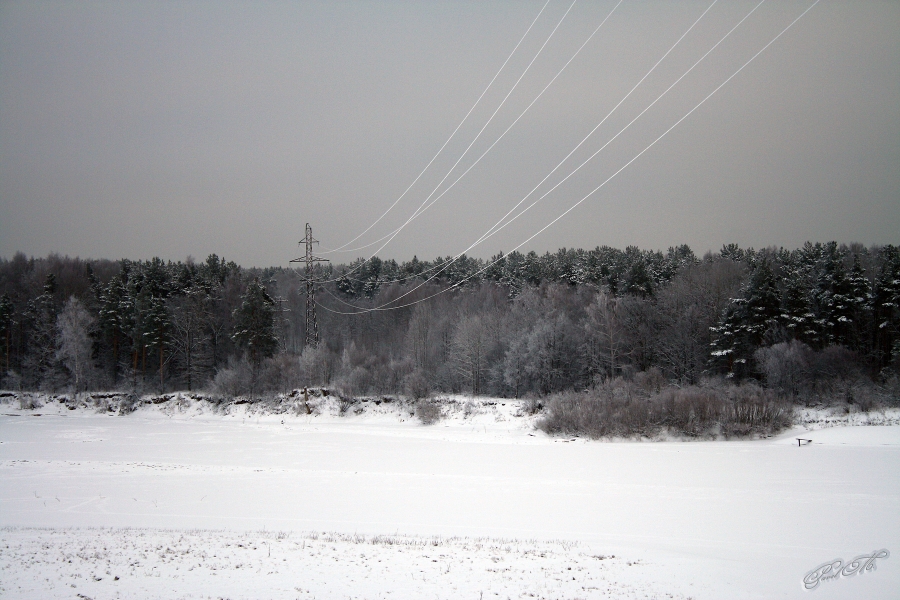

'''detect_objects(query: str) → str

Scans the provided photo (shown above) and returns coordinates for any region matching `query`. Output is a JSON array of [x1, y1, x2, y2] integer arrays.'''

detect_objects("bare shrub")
[[2, 371, 22, 391], [257, 354, 304, 394], [403, 369, 430, 400], [415, 399, 442, 425], [210, 357, 252, 398], [720, 382, 792, 437], [880, 370, 900, 407], [655, 387, 722, 437], [334, 366, 372, 399], [18, 393, 42, 410], [846, 382, 882, 412], [755, 342, 874, 408], [813, 345, 862, 382], [539, 380, 793, 439], [633, 367, 666, 395], [755, 341, 812, 397], [118, 392, 142, 414], [299, 345, 336, 387], [538, 387, 641, 439], [337, 392, 356, 416], [522, 396, 544, 415]]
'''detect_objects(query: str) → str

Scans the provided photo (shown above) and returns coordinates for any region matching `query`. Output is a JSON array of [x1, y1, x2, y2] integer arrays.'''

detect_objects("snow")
[[1, 394, 898, 599], [0, 528, 676, 600]]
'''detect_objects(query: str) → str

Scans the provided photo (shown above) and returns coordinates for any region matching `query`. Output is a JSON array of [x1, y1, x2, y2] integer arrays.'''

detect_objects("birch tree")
[[56, 296, 95, 392]]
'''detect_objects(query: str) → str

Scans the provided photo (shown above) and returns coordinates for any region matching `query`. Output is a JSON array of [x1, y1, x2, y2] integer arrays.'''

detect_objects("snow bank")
[[0, 390, 538, 429]]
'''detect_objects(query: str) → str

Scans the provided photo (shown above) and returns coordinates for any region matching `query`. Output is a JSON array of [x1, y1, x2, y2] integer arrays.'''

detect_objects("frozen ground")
[[1, 394, 898, 599]]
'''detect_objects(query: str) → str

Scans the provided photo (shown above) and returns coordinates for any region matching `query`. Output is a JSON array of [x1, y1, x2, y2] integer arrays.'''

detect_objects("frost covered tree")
[[452, 315, 489, 395], [583, 292, 628, 382], [56, 296, 95, 392], [405, 302, 433, 373]]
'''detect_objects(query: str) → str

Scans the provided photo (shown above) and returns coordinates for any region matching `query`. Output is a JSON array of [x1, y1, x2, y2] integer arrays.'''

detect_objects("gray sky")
[[1, 1, 897, 267]]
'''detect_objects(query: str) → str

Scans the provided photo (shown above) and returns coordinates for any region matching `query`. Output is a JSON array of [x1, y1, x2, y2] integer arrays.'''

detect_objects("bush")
[[118, 392, 142, 414], [755, 341, 812, 396], [522, 396, 544, 415], [210, 357, 252, 398], [655, 387, 722, 437], [258, 354, 304, 394], [538, 379, 792, 439], [337, 392, 356, 416], [403, 369, 430, 400], [415, 399, 442, 425], [18, 393, 42, 410], [755, 342, 868, 405], [720, 382, 792, 437]]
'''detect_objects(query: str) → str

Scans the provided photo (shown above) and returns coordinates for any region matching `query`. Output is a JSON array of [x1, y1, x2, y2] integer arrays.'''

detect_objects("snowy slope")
[[1, 394, 898, 599]]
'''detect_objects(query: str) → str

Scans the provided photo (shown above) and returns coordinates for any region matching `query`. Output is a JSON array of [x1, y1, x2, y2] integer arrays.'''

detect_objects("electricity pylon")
[[291, 224, 329, 348]]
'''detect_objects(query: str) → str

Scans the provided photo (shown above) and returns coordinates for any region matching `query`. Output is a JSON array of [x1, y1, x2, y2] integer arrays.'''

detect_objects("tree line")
[[0, 242, 897, 403]]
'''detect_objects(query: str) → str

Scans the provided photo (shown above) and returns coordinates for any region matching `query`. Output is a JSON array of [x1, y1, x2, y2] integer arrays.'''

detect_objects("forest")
[[0, 242, 898, 416]]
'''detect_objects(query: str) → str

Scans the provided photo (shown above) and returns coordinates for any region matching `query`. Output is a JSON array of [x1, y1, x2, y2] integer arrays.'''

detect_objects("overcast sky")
[[1, 0, 897, 267]]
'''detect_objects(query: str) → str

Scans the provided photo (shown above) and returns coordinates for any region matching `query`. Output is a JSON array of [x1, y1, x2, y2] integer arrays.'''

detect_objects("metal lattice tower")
[[291, 223, 329, 348]]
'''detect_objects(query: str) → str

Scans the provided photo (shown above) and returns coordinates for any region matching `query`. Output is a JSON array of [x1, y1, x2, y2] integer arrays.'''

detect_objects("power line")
[[310, 0, 623, 292], [310, 0, 580, 287], [468, 0, 767, 254], [332, 0, 623, 258], [320, 0, 726, 310], [318, 0, 553, 255], [316, 0, 821, 316]]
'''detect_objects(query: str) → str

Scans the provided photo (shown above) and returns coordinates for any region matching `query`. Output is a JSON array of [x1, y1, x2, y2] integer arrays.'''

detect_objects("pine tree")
[[98, 274, 129, 381], [623, 254, 654, 297], [0, 294, 13, 376], [814, 242, 854, 346], [779, 265, 818, 346], [846, 254, 873, 353], [710, 258, 781, 377], [233, 279, 278, 389], [873, 245, 900, 368], [719, 243, 745, 262], [143, 296, 170, 389], [22, 274, 59, 388]]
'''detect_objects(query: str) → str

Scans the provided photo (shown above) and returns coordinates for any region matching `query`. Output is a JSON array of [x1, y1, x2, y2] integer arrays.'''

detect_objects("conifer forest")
[[1, 241, 898, 412]]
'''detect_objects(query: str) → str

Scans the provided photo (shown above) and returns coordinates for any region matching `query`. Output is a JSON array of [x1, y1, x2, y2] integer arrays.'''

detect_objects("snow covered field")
[[1, 395, 898, 599]]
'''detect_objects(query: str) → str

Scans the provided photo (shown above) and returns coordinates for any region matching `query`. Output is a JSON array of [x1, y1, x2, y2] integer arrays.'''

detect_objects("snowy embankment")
[[1, 391, 899, 599]]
